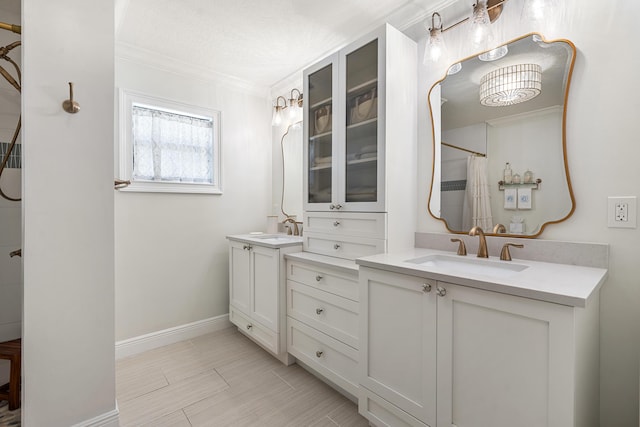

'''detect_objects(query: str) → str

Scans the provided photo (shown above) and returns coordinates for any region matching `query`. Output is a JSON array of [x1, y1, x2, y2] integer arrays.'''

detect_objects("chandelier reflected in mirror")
[[479, 63, 542, 107]]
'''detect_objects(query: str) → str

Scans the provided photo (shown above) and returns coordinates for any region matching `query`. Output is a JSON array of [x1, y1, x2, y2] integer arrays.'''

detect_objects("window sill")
[[117, 180, 222, 195]]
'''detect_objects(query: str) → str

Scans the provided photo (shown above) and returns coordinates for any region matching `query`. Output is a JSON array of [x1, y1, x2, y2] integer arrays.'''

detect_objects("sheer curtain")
[[132, 105, 214, 183], [462, 155, 493, 231]]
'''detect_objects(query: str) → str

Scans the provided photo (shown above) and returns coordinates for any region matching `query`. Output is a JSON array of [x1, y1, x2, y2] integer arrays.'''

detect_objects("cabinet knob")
[[334, 204, 343, 210], [329, 204, 335, 210], [246, 324, 253, 330], [315, 275, 323, 282], [422, 283, 432, 293], [316, 308, 324, 315], [436, 286, 447, 297], [333, 221, 340, 227], [243, 245, 252, 251], [333, 243, 341, 250], [315, 350, 323, 358]]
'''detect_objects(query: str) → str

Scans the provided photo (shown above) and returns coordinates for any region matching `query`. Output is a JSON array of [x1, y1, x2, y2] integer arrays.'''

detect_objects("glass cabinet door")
[[307, 63, 334, 205], [344, 39, 378, 205]]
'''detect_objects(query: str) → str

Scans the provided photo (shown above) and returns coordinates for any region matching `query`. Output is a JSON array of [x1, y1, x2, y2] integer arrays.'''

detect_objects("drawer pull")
[[316, 308, 324, 315], [315, 350, 323, 358], [423, 283, 432, 292], [436, 286, 447, 297], [246, 324, 253, 330], [333, 243, 341, 250], [315, 275, 323, 282], [333, 221, 340, 227]]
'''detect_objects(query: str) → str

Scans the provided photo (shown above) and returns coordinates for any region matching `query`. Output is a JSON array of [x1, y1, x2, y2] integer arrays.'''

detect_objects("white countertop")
[[356, 248, 608, 307], [227, 233, 303, 249]]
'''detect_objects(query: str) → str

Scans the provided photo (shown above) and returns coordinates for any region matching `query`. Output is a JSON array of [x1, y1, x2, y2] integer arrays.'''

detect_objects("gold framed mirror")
[[427, 33, 576, 237]]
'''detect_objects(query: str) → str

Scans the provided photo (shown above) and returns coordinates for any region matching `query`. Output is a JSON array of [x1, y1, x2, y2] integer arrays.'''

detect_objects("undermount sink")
[[250, 234, 301, 242], [406, 254, 528, 278]]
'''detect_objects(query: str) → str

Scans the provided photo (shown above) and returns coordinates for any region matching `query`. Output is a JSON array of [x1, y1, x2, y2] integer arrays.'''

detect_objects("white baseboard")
[[115, 314, 232, 359], [71, 408, 120, 427]]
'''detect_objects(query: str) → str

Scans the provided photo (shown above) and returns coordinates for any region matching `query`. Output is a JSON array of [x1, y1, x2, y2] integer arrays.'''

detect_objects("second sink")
[[406, 254, 528, 278]]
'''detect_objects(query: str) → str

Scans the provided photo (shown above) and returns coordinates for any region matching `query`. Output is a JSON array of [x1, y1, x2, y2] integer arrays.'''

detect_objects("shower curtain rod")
[[442, 141, 486, 157]]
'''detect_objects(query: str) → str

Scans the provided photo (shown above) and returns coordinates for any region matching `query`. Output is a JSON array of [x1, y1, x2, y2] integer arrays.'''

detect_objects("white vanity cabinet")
[[359, 266, 600, 427], [285, 254, 360, 396], [227, 236, 302, 365], [303, 23, 416, 258]]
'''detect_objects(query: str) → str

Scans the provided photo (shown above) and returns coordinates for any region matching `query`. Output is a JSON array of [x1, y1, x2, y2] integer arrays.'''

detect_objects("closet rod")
[[442, 141, 486, 157]]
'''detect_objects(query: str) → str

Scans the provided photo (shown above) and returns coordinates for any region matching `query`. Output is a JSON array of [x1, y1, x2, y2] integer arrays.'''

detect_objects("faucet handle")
[[492, 223, 506, 234], [500, 243, 524, 261], [450, 238, 467, 256]]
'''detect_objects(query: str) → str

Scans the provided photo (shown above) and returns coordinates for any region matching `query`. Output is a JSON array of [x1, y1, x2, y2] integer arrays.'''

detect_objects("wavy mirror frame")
[[427, 33, 577, 238], [280, 121, 303, 219]]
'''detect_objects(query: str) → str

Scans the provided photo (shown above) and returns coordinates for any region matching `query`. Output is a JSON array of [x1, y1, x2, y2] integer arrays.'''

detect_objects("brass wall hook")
[[62, 82, 80, 114]]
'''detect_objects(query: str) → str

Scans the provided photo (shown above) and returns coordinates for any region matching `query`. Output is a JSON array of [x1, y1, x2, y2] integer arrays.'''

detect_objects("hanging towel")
[[518, 187, 532, 209], [462, 156, 493, 230], [504, 188, 517, 209]]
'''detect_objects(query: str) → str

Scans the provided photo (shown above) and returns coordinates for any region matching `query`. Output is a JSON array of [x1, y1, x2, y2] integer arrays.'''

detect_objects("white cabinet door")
[[436, 282, 574, 427], [359, 267, 437, 427], [251, 245, 279, 332], [229, 240, 251, 313]]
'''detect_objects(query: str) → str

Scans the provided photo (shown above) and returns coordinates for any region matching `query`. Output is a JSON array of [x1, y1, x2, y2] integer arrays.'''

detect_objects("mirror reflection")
[[428, 34, 576, 237]]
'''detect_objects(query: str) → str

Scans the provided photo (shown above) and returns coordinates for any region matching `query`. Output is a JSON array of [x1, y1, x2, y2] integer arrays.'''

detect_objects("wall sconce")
[[424, 12, 448, 64], [422, 0, 506, 66], [272, 96, 287, 127], [288, 89, 303, 122], [272, 89, 304, 127]]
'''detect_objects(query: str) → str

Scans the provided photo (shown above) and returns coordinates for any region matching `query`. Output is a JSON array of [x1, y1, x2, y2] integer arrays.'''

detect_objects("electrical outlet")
[[608, 196, 637, 228]]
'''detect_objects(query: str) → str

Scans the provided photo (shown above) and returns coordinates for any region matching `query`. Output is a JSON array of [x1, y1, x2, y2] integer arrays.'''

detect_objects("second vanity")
[[356, 246, 607, 427]]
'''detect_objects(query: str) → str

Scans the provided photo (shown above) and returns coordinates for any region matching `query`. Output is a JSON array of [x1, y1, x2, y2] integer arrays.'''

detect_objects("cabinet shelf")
[[347, 78, 378, 95], [347, 157, 377, 167], [310, 164, 332, 171], [309, 130, 332, 141], [310, 97, 332, 109]]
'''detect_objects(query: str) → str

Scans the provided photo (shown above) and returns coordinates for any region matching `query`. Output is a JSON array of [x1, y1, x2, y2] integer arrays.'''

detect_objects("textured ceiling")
[[116, 0, 445, 87]]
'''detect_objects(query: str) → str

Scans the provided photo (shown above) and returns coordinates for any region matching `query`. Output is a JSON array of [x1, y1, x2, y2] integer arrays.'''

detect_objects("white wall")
[[0, 1, 21, 386], [114, 58, 273, 340], [22, 0, 117, 425], [418, 0, 640, 424]]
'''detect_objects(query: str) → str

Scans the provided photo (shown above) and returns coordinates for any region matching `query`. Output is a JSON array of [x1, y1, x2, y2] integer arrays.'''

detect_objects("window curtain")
[[132, 105, 214, 183], [462, 155, 493, 231]]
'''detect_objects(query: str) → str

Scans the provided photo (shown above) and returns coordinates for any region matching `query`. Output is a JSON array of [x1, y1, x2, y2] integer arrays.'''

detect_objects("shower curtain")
[[462, 155, 493, 231]]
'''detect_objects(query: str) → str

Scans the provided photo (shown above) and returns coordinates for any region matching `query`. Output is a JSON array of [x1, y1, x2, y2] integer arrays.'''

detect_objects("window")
[[119, 89, 221, 194]]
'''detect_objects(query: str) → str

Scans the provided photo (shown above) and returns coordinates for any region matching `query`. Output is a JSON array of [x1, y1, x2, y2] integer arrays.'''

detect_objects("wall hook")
[[62, 82, 80, 114]]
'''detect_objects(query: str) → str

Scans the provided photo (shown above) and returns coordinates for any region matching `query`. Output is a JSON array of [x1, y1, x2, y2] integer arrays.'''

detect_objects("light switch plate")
[[607, 196, 637, 228]]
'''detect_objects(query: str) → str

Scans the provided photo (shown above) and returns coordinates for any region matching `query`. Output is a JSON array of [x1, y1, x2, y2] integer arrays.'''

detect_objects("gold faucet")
[[492, 223, 506, 234], [469, 226, 488, 258], [282, 217, 300, 236]]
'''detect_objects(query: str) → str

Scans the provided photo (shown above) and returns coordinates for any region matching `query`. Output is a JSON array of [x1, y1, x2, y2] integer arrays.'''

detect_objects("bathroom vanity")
[[356, 247, 607, 427], [227, 234, 302, 364]]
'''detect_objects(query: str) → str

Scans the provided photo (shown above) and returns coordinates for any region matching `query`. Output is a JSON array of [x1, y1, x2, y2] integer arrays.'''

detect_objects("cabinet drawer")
[[304, 231, 386, 261], [287, 260, 359, 301], [287, 317, 359, 397], [287, 280, 359, 349], [304, 212, 386, 239], [359, 387, 428, 427], [230, 305, 278, 355]]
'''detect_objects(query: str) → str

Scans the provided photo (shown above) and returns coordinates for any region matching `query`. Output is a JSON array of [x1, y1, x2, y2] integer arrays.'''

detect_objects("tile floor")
[[116, 327, 369, 426]]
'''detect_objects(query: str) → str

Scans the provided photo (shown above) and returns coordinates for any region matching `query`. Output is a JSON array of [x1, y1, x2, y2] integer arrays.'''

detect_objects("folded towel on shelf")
[[314, 156, 332, 166], [518, 187, 532, 209], [359, 144, 377, 154], [504, 188, 517, 209]]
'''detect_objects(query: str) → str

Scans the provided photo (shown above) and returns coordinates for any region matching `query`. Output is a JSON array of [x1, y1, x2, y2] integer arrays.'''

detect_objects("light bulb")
[[272, 106, 283, 127], [423, 12, 448, 65], [469, 1, 492, 51]]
